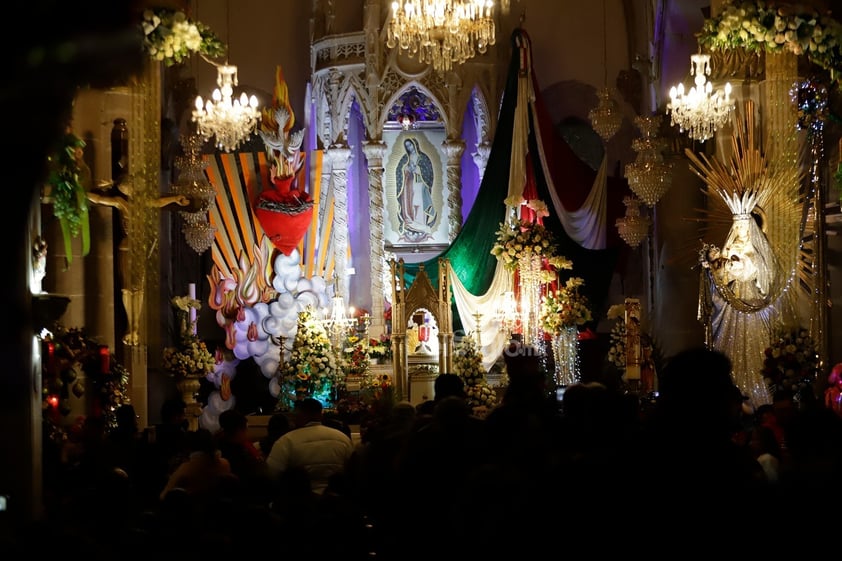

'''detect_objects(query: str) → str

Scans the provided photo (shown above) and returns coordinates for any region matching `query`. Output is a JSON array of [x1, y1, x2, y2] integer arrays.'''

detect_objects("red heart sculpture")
[[254, 175, 314, 256]]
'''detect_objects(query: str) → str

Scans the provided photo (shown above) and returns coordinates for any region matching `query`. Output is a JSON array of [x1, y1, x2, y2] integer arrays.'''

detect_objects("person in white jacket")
[[266, 397, 354, 495]]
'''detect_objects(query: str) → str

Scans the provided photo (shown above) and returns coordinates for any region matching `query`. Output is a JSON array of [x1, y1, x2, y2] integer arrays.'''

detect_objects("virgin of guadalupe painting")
[[395, 136, 438, 242]]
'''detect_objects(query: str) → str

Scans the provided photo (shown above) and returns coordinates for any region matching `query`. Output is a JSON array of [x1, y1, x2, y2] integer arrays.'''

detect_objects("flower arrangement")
[[453, 336, 497, 410], [762, 326, 819, 398], [367, 335, 392, 360], [335, 370, 394, 424], [539, 277, 592, 335], [491, 217, 571, 277], [280, 307, 340, 408], [342, 336, 370, 374], [605, 304, 655, 372], [697, 1, 842, 83], [46, 131, 91, 268], [141, 8, 226, 66], [163, 295, 216, 377], [454, 336, 486, 385], [163, 335, 215, 377], [41, 326, 129, 430]]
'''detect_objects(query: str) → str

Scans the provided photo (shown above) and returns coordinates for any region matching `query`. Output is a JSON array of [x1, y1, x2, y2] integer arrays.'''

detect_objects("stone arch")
[[380, 81, 447, 133]]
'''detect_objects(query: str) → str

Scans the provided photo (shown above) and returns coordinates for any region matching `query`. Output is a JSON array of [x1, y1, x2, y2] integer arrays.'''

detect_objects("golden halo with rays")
[[682, 99, 811, 307]]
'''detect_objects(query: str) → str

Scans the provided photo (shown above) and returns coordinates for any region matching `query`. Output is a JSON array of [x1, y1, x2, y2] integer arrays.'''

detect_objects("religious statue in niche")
[[395, 136, 437, 242], [406, 309, 438, 356]]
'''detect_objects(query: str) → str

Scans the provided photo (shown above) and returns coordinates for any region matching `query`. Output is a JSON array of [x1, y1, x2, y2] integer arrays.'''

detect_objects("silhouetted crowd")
[[6, 346, 842, 559]]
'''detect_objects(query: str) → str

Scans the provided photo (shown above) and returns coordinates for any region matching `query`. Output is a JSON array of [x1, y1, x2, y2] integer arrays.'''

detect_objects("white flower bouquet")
[[281, 308, 339, 405], [163, 335, 215, 377], [141, 8, 226, 66], [698, 1, 842, 83], [491, 217, 569, 272], [762, 326, 819, 398], [540, 277, 592, 335], [454, 336, 486, 387]]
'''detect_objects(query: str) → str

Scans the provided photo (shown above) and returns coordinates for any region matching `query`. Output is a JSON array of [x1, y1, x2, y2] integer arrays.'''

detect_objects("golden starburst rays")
[[684, 100, 809, 310]]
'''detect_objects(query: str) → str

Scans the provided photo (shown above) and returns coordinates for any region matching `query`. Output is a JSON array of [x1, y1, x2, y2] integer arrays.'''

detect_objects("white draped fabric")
[[541, 151, 609, 250], [530, 99, 608, 250], [448, 260, 513, 372]]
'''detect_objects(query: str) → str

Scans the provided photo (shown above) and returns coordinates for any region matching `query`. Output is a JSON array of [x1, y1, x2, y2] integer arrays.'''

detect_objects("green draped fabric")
[[404, 28, 619, 329]]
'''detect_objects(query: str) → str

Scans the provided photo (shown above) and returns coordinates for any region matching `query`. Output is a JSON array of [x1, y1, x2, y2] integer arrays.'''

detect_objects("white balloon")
[[199, 409, 219, 433], [283, 274, 299, 293], [262, 314, 283, 337], [275, 293, 295, 309], [297, 277, 312, 293], [209, 391, 235, 413], [281, 316, 298, 332], [269, 376, 281, 398], [248, 338, 270, 357], [259, 357, 280, 378], [310, 275, 326, 293], [233, 340, 252, 360], [251, 303, 271, 338], [296, 290, 319, 310]]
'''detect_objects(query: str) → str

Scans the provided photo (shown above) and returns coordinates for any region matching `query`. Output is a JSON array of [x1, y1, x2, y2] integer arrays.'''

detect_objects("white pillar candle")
[[188, 283, 197, 334]]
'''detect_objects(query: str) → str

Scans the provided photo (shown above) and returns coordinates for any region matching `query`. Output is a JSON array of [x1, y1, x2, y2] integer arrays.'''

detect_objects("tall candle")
[[99, 345, 110, 373], [188, 283, 197, 334]]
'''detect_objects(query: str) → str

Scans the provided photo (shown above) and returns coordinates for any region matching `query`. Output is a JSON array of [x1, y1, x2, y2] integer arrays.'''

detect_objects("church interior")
[[3, 0, 842, 542]]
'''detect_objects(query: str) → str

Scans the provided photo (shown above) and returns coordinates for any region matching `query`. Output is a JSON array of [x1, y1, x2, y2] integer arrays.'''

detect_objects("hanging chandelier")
[[182, 219, 216, 254], [495, 290, 520, 336], [624, 114, 674, 207], [386, 0, 496, 73], [589, 87, 623, 142], [192, 64, 260, 152], [172, 133, 216, 254], [321, 279, 357, 351], [615, 196, 651, 248], [666, 52, 734, 142], [588, 0, 622, 142]]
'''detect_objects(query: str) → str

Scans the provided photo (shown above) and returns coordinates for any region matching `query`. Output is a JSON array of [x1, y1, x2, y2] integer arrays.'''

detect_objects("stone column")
[[363, 141, 387, 338], [442, 139, 465, 241], [326, 145, 352, 299], [472, 141, 491, 181]]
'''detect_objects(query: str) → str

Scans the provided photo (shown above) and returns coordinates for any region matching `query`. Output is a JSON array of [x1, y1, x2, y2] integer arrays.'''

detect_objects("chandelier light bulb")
[[666, 52, 734, 143], [386, 0, 496, 73], [192, 64, 260, 153]]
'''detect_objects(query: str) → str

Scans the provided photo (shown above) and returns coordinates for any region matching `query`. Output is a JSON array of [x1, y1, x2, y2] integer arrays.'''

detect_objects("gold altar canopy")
[[389, 258, 454, 401]]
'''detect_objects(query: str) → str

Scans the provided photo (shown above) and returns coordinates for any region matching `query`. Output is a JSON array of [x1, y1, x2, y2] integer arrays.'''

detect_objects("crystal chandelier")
[[172, 133, 217, 254], [182, 219, 216, 254], [588, 0, 622, 142], [495, 290, 520, 335], [615, 196, 651, 248], [624, 115, 674, 207], [321, 280, 357, 351], [193, 64, 260, 152], [666, 52, 734, 142], [386, 0, 496, 73], [589, 87, 623, 142]]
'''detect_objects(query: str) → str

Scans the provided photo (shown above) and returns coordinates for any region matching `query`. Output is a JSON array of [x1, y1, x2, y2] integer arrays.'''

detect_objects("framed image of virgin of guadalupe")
[[384, 130, 447, 246]]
